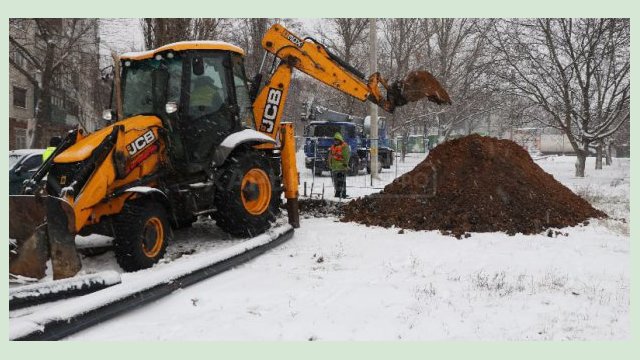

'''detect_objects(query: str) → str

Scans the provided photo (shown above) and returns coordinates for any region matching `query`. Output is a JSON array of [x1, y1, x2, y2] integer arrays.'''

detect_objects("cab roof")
[[120, 41, 244, 61]]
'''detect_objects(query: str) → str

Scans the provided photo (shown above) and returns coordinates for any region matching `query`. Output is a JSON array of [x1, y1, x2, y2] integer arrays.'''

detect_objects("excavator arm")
[[251, 24, 451, 230], [253, 23, 451, 139]]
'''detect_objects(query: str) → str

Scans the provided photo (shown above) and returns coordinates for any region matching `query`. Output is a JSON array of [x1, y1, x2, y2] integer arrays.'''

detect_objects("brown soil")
[[342, 135, 606, 237], [402, 70, 452, 105]]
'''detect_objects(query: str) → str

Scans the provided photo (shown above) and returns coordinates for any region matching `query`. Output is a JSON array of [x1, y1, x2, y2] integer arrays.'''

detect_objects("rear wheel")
[[214, 150, 280, 237], [113, 200, 171, 272], [347, 158, 359, 176]]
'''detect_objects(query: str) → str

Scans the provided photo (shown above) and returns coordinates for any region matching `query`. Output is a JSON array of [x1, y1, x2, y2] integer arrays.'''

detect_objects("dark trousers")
[[331, 170, 347, 198]]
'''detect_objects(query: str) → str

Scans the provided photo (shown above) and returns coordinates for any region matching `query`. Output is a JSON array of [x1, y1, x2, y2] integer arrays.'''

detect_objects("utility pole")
[[369, 18, 379, 183]]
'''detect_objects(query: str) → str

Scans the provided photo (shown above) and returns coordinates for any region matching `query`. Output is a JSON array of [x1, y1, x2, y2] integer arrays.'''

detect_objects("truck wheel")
[[347, 158, 359, 176], [113, 200, 171, 272], [366, 165, 383, 174], [214, 150, 279, 237]]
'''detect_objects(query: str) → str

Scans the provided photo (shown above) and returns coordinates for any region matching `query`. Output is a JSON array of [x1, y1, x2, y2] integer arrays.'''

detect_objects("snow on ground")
[[62, 152, 629, 340], [9, 217, 249, 318]]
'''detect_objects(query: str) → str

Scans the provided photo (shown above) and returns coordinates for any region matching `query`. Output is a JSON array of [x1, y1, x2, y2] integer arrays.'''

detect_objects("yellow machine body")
[[56, 115, 166, 232]]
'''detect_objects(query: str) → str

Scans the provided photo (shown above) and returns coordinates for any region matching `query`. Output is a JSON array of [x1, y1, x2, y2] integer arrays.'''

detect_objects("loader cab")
[[119, 42, 255, 173]]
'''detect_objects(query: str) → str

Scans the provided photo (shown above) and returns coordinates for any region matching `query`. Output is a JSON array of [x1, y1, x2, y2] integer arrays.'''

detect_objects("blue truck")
[[302, 103, 394, 176]]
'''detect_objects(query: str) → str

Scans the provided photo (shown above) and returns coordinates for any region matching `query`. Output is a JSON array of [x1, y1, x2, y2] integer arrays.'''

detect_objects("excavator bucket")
[[9, 195, 81, 280], [389, 70, 452, 109]]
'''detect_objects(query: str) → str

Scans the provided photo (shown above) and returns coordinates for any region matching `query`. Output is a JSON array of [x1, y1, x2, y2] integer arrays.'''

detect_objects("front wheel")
[[214, 150, 280, 237], [113, 200, 171, 272]]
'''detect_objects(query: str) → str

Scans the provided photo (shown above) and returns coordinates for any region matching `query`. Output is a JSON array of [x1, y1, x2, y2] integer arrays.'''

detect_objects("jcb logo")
[[260, 88, 282, 134], [283, 30, 304, 48], [127, 130, 156, 156]]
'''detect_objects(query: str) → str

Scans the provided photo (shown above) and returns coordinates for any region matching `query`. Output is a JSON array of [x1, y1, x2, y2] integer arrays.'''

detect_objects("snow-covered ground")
[[54, 152, 629, 340]]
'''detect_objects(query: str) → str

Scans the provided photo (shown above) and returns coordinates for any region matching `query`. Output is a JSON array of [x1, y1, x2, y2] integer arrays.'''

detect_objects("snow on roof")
[[120, 41, 244, 60], [9, 149, 45, 156]]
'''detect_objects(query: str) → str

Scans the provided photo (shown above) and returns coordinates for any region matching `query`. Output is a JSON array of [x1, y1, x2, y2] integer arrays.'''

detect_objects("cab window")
[[231, 56, 255, 129], [188, 55, 229, 122]]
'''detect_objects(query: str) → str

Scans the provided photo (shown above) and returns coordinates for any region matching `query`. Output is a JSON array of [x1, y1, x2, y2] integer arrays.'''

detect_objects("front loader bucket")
[[9, 196, 48, 279], [390, 70, 452, 107], [9, 196, 81, 280]]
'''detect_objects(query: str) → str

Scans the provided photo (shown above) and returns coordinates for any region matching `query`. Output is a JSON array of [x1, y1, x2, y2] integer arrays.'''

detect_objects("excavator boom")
[[259, 24, 451, 114]]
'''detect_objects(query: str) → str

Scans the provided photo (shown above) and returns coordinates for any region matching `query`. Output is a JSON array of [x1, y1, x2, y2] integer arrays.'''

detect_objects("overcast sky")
[[98, 18, 322, 64]]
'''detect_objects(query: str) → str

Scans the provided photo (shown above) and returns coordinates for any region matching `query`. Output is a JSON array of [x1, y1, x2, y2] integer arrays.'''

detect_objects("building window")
[[15, 128, 27, 149], [10, 50, 26, 68], [66, 99, 79, 116], [51, 94, 64, 109], [13, 87, 27, 108]]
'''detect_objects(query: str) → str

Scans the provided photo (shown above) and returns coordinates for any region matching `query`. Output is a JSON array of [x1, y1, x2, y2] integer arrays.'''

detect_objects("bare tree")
[[141, 18, 231, 49], [378, 18, 430, 160], [10, 19, 100, 147], [141, 18, 191, 49], [421, 19, 497, 141], [314, 19, 370, 114], [229, 18, 272, 77], [192, 18, 230, 41], [492, 18, 630, 177]]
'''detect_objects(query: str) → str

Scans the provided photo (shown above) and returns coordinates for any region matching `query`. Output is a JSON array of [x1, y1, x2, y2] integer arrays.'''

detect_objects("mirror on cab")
[[165, 101, 178, 114], [102, 109, 115, 122]]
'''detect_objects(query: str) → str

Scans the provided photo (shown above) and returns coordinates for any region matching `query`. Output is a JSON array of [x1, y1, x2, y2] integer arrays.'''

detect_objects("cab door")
[[180, 52, 236, 168]]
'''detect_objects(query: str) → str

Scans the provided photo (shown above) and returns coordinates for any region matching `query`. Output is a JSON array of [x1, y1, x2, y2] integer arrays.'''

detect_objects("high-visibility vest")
[[330, 143, 346, 162], [42, 146, 56, 162]]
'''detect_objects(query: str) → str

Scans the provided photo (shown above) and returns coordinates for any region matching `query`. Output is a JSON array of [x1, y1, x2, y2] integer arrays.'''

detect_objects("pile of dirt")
[[342, 135, 606, 237]]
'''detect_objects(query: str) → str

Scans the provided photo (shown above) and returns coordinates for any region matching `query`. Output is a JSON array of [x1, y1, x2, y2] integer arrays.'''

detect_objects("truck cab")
[[303, 121, 368, 176]]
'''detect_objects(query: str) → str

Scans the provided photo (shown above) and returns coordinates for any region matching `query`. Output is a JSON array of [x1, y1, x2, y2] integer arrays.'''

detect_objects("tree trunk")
[[30, 43, 56, 149], [401, 132, 407, 163], [595, 141, 603, 170], [605, 141, 613, 166], [575, 152, 586, 177]]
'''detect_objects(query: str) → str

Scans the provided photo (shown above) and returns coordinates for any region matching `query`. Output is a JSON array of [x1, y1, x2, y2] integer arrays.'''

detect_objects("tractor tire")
[[113, 200, 172, 272], [214, 150, 280, 238]]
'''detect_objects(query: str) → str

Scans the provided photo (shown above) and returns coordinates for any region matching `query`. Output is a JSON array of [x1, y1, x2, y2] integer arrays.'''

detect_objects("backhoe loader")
[[9, 24, 450, 280]]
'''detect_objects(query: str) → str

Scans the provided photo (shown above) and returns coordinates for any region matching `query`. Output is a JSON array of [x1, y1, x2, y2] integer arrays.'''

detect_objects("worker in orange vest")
[[328, 132, 350, 198]]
